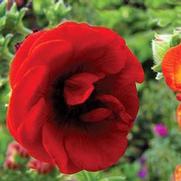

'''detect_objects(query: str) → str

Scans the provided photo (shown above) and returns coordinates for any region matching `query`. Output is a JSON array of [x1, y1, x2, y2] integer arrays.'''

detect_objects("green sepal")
[[152, 34, 172, 64], [170, 28, 181, 47], [0, 34, 13, 61], [155, 72, 163, 80], [151, 63, 162, 72]]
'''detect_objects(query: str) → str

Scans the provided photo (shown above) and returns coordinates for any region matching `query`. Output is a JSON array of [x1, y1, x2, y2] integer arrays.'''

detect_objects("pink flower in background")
[[137, 166, 148, 179], [27, 158, 54, 174], [4, 141, 29, 169], [4, 141, 54, 174], [153, 123, 168, 137]]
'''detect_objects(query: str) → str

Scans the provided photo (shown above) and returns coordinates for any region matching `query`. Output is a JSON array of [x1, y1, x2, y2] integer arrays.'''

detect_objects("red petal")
[[13, 40, 73, 87], [82, 35, 127, 74], [7, 66, 50, 138], [96, 74, 139, 120], [124, 48, 144, 83], [176, 104, 181, 129], [96, 94, 133, 127], [64, 72, 104, 105], [42, 121, 81, 174], [10, 31, 45, 88], [64, 121, 128, 171], [17, 98, 52, 163], [176, 93, 181, 101], [114, 83, 139, 122], [29, 22, 126, 74], [162, 44, 181, 91], [96, 94, 124, 112], [80, 108, 112, 122]]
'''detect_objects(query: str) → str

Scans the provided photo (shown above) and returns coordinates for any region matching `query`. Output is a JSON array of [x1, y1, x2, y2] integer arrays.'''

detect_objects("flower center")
[[51, 75, 104, 127]]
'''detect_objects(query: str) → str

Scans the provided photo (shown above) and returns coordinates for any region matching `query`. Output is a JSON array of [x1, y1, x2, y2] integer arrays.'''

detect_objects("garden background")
[[0, 0, 181, 180]]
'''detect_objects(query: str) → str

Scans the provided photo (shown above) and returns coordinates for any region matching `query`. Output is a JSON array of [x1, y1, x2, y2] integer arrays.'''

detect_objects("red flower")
[[162, 44, 181, 92], [7, 22, 144, 173]]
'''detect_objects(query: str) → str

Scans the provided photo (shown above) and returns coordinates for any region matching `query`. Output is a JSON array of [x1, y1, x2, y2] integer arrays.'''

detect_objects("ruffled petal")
[[96, 94, 124, 112], [13, 40, 73, 87], [91, 39, 126, 74], [96, 94, 133, 128], [28, 22, 126, 74], [42, 121, 81, 174], [124, 47, 144, 83], [17, 98, 52, 163], [96, 74, 139, 120], [64, 120, 128, 171], [176, 104, 181, 129], [64, 72, 104, 105], [10, 31, 45, 88], [7, 66, 50, 138], [162, 44, 181, 91], [80, 108, 112, 122]]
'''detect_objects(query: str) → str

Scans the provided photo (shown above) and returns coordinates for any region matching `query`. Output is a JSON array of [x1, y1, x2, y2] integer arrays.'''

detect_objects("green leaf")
[[33, 0, 53, 15], [0, 0, 6, 17]]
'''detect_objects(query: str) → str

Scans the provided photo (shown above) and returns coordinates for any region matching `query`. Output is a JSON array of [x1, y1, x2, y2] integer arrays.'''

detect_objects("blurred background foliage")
[[0, 0, 181, 180]]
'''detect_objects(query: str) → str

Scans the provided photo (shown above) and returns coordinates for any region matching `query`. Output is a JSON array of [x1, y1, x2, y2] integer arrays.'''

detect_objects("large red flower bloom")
[[7, 22, 144, 173]]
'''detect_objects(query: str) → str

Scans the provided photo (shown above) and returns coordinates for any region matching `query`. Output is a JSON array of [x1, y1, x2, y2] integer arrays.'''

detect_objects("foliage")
[[139, 80, 177, 127], [0, 0, 31, 61], [66, 0, 181, 63], [145, 128, 181, 181], [33, 0, 71, 28]]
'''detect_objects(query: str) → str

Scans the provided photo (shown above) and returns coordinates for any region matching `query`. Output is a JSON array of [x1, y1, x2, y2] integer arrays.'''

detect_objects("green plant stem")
[[17, 24, 32, 36]]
